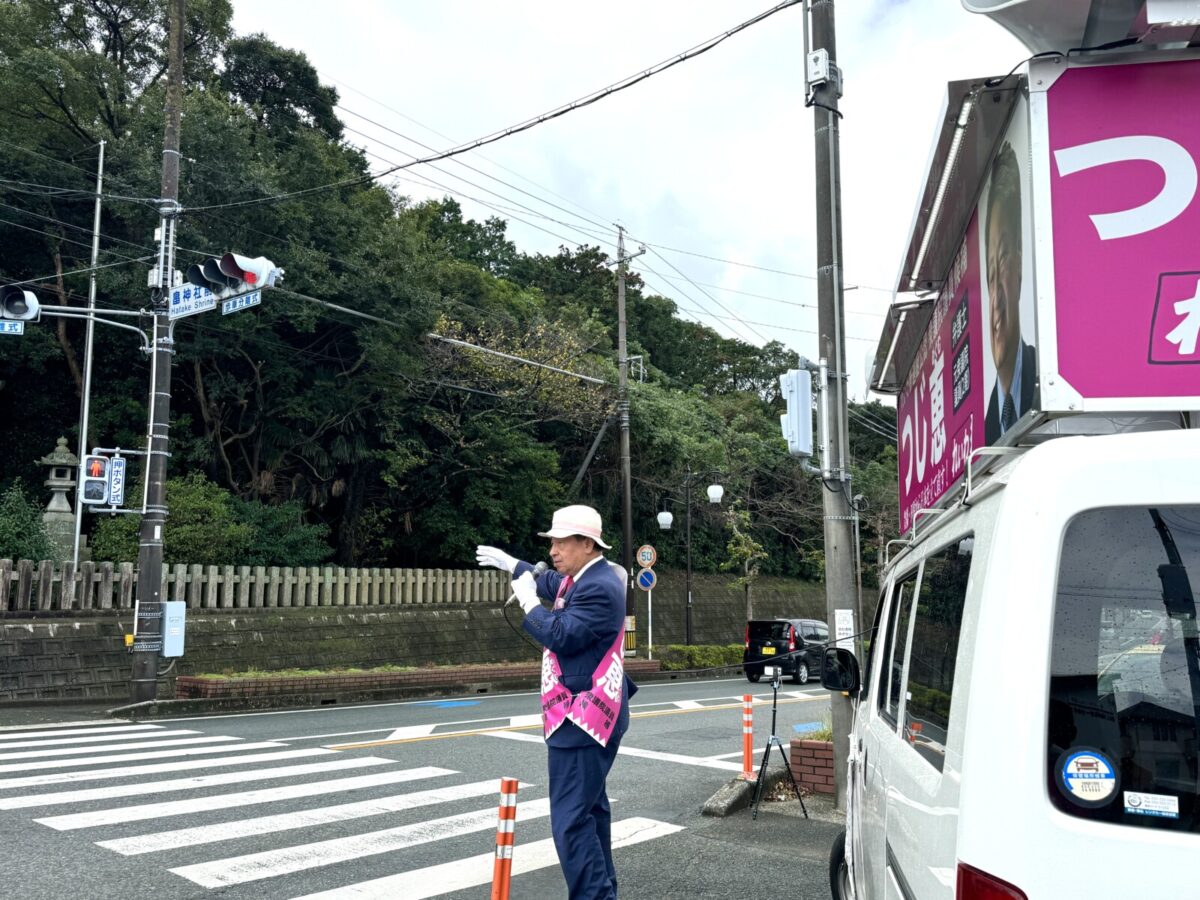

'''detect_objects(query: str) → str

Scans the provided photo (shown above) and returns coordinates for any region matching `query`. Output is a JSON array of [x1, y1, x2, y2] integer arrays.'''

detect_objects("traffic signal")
[[185, 252, 283, 300], [81, 455, 110, 505], [779, 369, 814, 457], [1, 285, 40, 322]]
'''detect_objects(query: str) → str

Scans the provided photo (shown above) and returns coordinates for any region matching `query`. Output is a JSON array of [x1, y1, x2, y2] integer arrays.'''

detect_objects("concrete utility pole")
[[616, 226, 635, 640], [131, 0, 185, 703], [72, 139, 105, 566], [810, 0, 854, 811]]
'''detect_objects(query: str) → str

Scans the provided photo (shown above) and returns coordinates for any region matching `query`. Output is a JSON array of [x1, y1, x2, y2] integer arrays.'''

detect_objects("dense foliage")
[[0, 1, 899, 580]]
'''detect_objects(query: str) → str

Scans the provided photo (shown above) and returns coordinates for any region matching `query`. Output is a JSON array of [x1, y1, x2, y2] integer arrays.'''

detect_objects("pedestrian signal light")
[[81, 454, 110, 505], [0, 285, 40, 321], [779, 369, 814, 457], [185, 252, 283, 300]]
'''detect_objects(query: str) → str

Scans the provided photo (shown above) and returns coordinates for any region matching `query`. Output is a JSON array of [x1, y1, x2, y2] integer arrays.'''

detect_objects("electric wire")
[[184, 0, 803, 213]]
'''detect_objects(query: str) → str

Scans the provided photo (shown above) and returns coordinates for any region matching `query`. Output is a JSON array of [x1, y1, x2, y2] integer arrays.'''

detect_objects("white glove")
[[476, 545, 518, 573], [511, 572, 541, 614]]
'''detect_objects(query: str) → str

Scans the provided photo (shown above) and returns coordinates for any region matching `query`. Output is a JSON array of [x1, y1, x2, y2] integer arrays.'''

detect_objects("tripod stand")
[[750, 666, 808, 820]]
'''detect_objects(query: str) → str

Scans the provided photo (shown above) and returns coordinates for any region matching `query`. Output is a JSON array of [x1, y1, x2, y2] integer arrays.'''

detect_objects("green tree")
[[91, 474, 331, 565], [721, 503, 767, 620], [0, 482, 53, 561]]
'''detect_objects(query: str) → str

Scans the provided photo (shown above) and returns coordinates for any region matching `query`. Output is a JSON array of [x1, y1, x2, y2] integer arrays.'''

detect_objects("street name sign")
[[168, 284, 216, 320]]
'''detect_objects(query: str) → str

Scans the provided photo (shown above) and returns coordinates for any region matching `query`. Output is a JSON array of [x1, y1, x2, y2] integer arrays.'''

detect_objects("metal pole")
[[72, 139, 105, 566], [131, 0, 184, 703], [811, 0, 854, 812], [616, 226, 635, 642], [685, 475, 693, 645]]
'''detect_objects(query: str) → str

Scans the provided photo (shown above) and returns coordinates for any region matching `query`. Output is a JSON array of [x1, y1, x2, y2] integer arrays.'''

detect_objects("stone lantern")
[[38, 437, 78, 561]]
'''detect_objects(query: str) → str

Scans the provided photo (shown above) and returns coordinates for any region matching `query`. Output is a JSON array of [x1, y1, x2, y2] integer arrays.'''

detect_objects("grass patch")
[[195, 664, 417, 680]]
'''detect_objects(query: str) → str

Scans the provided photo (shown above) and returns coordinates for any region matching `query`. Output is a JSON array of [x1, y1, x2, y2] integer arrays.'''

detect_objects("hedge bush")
[[656, 644, 745, 671]]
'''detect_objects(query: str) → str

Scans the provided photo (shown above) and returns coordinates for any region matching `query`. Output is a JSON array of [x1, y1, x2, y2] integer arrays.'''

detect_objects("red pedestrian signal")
[[81, 455, 110, 506]]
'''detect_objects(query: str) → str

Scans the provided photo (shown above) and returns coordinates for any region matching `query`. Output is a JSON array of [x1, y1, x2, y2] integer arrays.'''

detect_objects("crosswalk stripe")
[[0, 724, 164, 742], [0, 756, 394, 809], [0, 741, 287, 774], [170, 797, 553, 889], [289, 815, 685, 900], [37, 766, 456, 831], [0, 719, 123, 733], [0, 728, 200, 750], [0, 735, 237, 762], [97, 777, 521, 856], [0, 748, 334, 791], [672, 700, 704, 709], [486, 730, 746, 772]]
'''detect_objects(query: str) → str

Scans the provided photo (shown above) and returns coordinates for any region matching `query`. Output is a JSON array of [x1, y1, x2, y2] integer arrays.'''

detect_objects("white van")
[[824, 426, 1200, 899]]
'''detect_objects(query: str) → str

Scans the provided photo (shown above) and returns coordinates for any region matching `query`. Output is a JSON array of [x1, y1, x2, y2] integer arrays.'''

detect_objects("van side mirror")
[[822, 647, 861, 693]]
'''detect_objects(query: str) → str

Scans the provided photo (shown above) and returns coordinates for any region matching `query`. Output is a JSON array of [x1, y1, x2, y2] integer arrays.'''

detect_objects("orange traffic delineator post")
[[741, 694, 754, 780], [490, 776, 519, 900]]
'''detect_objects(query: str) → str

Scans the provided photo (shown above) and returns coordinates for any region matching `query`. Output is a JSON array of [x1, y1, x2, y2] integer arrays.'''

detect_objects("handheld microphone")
[[505, 561, 548, 607]]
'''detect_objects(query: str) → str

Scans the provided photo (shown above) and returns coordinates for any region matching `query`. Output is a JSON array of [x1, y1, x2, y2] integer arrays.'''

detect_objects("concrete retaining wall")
[[1, 569, 828, 704]]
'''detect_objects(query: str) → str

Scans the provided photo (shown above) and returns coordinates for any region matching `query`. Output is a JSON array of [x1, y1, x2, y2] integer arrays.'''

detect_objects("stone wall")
[[1, 568, 829, 703]]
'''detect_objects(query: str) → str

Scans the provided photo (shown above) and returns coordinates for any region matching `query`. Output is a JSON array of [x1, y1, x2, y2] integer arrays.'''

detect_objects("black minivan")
[[743, 618, 829, 684]]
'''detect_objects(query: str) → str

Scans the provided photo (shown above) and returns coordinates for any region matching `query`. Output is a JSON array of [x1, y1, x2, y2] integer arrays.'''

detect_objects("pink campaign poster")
[[897, 215, 985, 533], [1049, 60, 1200, 396]]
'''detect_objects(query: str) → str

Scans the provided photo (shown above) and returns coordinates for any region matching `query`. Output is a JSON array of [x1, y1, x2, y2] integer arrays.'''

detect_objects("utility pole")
[[131, 0, 184, 703], [809, 0, 854, 811], [72, 139, 105, 565], [616, 226, 635, 645]]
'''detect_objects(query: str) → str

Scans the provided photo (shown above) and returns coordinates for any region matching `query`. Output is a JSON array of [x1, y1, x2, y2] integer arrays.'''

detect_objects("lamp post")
[[657, 473, 724, 645]]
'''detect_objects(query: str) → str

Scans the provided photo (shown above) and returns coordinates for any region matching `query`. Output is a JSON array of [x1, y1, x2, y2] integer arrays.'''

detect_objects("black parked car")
[[743, 618, 830, 684]]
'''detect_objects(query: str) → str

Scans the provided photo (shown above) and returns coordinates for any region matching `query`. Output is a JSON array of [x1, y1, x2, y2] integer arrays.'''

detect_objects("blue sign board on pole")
[[222, 290, 261, 316], [637, 567, 657, 591]]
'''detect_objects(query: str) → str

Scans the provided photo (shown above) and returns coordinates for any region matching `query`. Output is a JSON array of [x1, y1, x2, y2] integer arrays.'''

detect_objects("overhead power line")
[[184, 0, 803, 213]]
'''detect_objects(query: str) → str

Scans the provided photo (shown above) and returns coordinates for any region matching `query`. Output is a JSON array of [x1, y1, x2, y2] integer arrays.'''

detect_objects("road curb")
[[701, 769, 789, 817]]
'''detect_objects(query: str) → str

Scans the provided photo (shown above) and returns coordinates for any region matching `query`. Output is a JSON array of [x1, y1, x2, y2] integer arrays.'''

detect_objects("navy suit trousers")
[[548, 734, 622, 899]]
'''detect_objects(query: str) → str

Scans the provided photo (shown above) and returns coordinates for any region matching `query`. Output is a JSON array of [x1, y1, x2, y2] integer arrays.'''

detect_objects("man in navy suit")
[[984, 140, 1037, 445], [477, 505, 634, 900]]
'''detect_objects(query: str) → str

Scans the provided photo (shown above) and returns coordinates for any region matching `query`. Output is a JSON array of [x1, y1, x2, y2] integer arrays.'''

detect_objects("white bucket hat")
[[537, 504, 611, 549]]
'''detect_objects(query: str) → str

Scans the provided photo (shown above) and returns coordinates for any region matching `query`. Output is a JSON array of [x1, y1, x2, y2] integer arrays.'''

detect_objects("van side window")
[[903, 535, 973, 772], [1048, 505, 1199, 834], [880, 573, 918, 727]]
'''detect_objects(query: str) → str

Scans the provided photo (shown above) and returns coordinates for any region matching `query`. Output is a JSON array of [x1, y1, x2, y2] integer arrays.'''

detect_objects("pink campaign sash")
[[540, 629, 625, 747]]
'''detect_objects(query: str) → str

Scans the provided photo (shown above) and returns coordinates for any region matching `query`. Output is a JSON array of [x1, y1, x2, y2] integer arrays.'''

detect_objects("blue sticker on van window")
[[1056, 748, 1118, 807]]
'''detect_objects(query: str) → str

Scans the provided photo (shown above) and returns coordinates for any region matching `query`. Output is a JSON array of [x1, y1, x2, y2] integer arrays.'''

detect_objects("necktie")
[[554, 576, 575, 610], [1001, 392, 1017, 432]]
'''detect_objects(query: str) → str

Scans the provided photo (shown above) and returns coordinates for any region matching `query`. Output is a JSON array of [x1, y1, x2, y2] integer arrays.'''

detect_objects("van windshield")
[[1048, 505, 1200, 833]]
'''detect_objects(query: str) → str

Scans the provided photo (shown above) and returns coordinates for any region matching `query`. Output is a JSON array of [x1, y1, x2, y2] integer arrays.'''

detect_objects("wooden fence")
[[0, 559, 512, 613]]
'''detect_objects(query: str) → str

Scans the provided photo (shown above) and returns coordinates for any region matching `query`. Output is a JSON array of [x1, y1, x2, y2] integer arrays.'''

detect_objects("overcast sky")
[[229, 1, 1026, 401]]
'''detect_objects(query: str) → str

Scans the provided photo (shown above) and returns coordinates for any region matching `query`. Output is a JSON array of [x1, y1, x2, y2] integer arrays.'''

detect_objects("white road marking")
[[0, 735, 236, 762], [0, 719, 132, 733], [0, 748, 334, 791], [97, 778, 525, 856], [0, 728, 198, 750], [508, 714, 542, 728], [672, 700, 704, 709], [289, 816, 684, 899], [0, 741, 287, 774], [383, 724, 437, 741], [169, 798, 553, 888], [36, 766, 455, 831], [0, 757, 393, 809], [0, 724, 164, 741], [485, 730, 745, 771]]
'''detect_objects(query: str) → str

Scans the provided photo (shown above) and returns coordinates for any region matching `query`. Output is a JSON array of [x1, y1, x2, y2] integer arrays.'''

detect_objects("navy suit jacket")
[[984, 342, 1037, 446], [516, 557, 635, 748]]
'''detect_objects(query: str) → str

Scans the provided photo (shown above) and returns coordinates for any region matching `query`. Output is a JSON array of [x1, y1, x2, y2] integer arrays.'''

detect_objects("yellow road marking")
[[328, 695, 827, 750]]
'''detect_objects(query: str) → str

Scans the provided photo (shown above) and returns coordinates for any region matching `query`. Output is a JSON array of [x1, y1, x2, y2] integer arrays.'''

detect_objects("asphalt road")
[[0, 675, 842, 899]]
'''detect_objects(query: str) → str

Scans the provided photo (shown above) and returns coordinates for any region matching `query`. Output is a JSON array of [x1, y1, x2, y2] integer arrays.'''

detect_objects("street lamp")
[[657, 472, 724, 645]]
